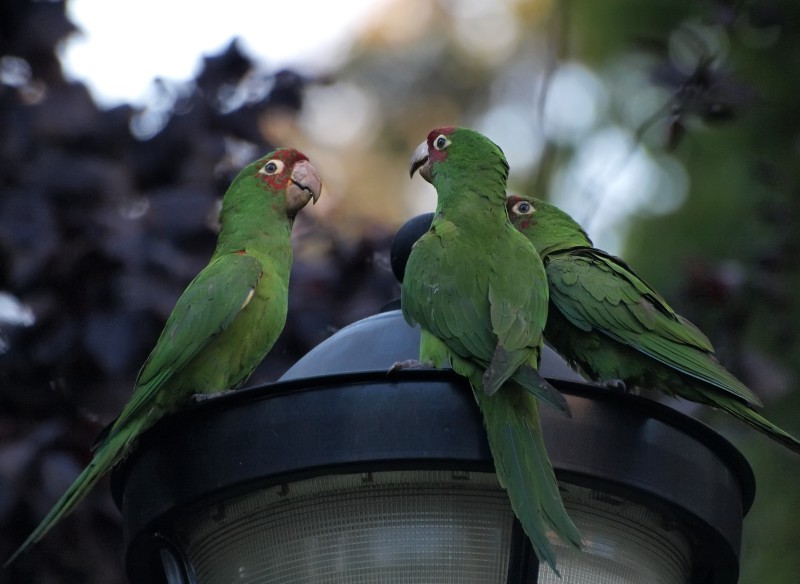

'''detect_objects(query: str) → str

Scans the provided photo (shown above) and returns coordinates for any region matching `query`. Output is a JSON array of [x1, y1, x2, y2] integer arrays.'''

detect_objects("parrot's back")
[[403, 217, 505, 366]]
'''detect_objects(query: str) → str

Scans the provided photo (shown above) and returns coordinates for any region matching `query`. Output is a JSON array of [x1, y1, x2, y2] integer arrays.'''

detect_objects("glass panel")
[[177, 470, 515, 584], [538, 485, 691, 584]]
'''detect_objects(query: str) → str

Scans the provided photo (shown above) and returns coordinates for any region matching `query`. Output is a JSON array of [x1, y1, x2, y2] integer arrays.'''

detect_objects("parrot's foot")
[[604, 379, 630, 393], [388, 359, 431, 374], [192, 389, 237, 403]]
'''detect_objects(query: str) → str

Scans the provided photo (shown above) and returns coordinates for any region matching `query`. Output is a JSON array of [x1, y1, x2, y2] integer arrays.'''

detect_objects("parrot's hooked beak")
[[287, 160, 322, 215], [409, 140, 432, 183]]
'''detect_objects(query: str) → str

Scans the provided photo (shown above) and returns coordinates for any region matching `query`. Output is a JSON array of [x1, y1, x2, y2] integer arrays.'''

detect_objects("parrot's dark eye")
[[513, 201, 534, 215], [260, 159, 285, 175], [433, 134, 451, 151]]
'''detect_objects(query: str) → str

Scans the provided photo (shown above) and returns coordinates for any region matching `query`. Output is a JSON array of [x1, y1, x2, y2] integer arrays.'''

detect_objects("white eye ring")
[[433, 134, 451, 150], [513, 201, 534, 214], [259, 159, 285, 175]]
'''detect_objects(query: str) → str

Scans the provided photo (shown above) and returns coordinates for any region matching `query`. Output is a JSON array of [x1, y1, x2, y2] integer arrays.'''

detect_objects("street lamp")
[[112, 217, 754, 584]]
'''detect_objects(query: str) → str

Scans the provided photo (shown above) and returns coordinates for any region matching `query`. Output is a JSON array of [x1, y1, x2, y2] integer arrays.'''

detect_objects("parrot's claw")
[[388, 359, 429, 374], [604, 379, 630, 393], [192, 389, 237, 403]]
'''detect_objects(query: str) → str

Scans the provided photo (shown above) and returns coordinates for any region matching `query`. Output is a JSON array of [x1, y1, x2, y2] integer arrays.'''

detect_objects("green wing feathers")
[[402, 226, 496, 365], [511, 365, 569, 414], [547, 250, 762, 407], [405, 233, 577, 571], [483, 228, 550, 395], [113, 253, 264, 432], [135, 253, 264, 389]]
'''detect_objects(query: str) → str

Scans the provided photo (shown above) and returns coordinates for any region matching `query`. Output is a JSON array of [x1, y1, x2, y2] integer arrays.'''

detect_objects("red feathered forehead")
[[262, 148, 309, 166], [506, 194, 523, 207], [426, 126, 456, 144]]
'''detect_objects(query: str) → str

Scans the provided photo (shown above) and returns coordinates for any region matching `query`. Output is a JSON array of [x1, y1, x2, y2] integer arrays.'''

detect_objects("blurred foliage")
[[587, 3, 800, 583], [1, 0, 799, 582]]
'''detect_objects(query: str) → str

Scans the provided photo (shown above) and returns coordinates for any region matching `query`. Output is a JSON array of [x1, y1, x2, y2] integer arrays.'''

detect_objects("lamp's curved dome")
[[280, 305, 583, 381]]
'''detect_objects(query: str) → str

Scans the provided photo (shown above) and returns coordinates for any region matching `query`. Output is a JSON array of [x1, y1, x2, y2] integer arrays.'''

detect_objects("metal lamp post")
[[112, 216, 754, 584]]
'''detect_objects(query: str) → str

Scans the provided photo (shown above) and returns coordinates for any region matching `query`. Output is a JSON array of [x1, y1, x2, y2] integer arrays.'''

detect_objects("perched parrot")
[[506, 194, 800, 454], [401, 127, 581, 573], [6, 148, 322, 565]]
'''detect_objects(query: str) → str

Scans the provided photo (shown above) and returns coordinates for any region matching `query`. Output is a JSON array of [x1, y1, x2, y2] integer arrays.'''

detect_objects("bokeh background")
[[2, 0, 800, 582]]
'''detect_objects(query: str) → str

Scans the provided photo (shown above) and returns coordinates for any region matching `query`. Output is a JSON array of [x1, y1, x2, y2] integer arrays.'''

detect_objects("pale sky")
[[62, 0, 388, 107], [58, 0, 674, 255]]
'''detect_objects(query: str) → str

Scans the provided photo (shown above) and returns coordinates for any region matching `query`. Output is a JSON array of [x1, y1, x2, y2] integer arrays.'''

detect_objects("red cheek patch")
[[254, 172, 286, 190], [427, 146, 448, 164]]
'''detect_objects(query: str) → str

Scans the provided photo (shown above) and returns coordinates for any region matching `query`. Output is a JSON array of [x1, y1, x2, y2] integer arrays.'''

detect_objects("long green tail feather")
[[472, 381, 582, 575], [4, 421, 141, 566], [706, 395, 800, 455], [423, 332, 581, 573]]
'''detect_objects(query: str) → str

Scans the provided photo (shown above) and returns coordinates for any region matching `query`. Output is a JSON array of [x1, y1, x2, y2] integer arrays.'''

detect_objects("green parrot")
[[402, 127, 581, 574], [6, 148, 321, 565], [506, 194, 800, 454]]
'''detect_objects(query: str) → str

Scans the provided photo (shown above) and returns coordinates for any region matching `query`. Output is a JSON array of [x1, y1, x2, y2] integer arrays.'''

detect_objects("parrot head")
[[409, 126, 509, 186], [506, 194, 593, 256], [251, 148, 322, 217]]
